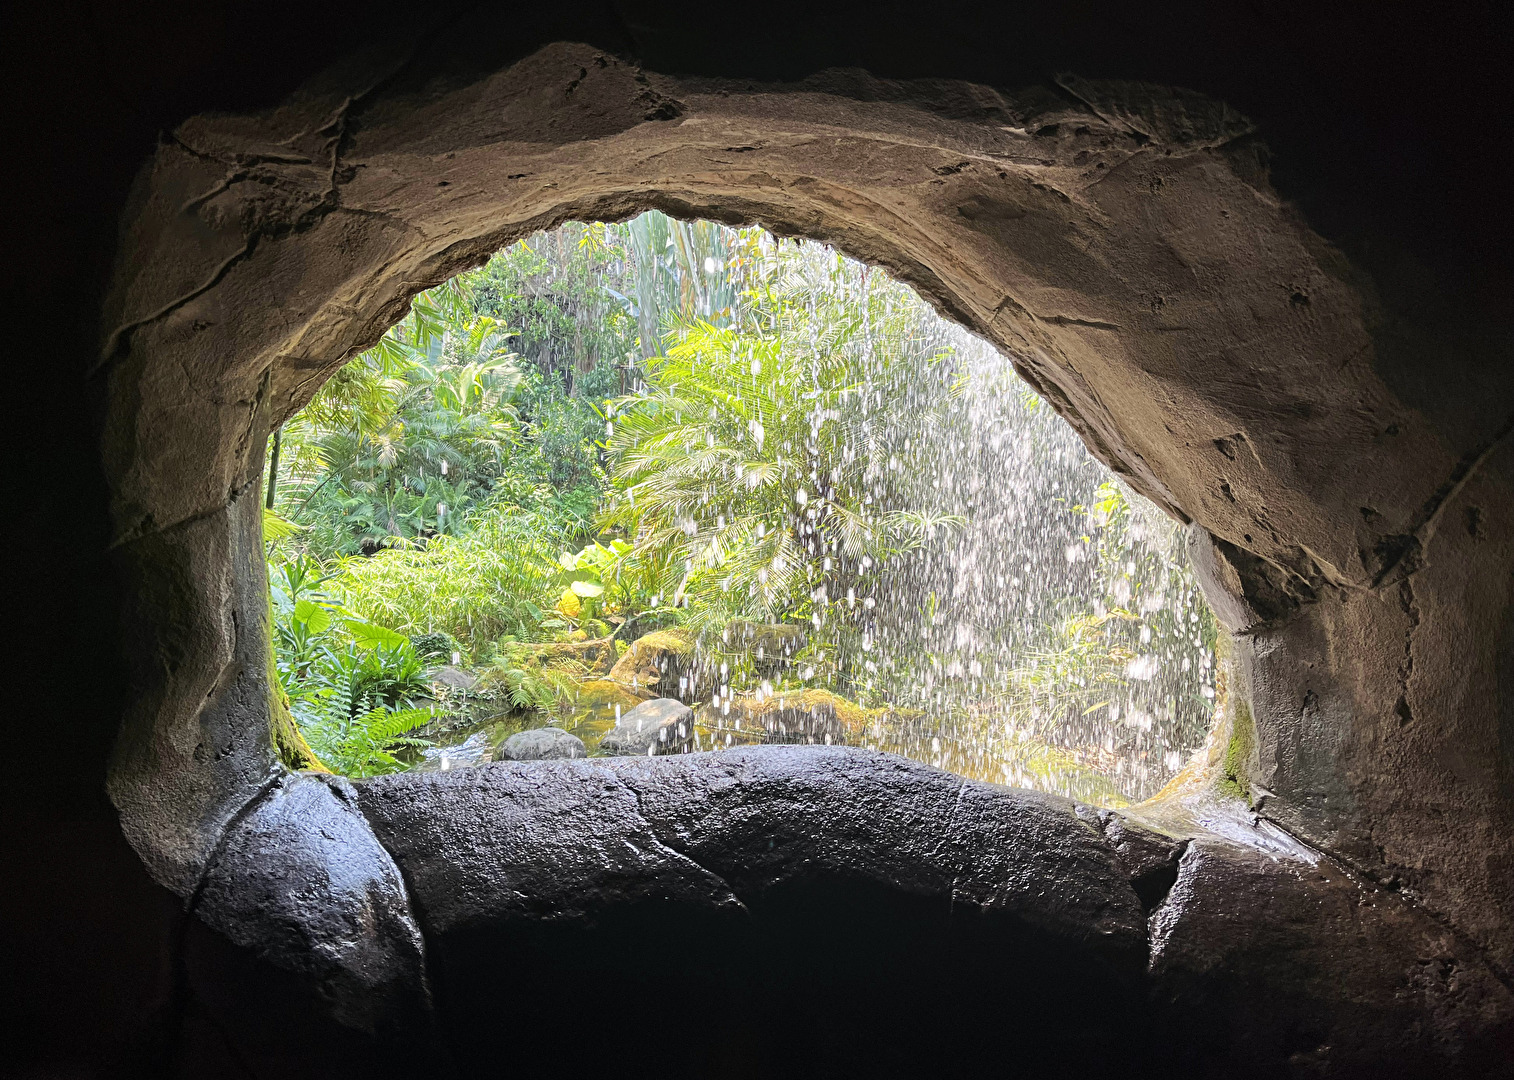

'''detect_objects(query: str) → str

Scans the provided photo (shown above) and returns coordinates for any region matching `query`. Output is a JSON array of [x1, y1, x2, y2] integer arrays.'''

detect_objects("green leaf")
[[558, 550, 579, 570], [262, 507, 304, 542], [570, 580, 605, 598], [345, 619, 408, 650], [293, 599, 332, 633]]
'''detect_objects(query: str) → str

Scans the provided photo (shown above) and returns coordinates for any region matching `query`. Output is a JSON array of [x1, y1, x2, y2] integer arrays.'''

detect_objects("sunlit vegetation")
[[264, 213, 1217, 797]]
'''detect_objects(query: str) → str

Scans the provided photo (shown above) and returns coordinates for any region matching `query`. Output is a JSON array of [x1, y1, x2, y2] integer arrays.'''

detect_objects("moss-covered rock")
[[573, 679, 654, 711], [499, 638, 617, 677], [608, 629, 704, 700], [1218, 696, 1257, 801], [697, 688, 878, 743], [722, 620, 807, 668], [271, 693, 329, 773]]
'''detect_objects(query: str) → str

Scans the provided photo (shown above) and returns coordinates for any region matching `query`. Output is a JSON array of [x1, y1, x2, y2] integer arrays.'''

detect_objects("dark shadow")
[[429, 875, 1163, 1079]]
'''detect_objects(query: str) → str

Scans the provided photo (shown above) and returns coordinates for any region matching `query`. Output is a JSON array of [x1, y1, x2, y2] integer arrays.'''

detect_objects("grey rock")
[[353, 746, 1160, 1074], [352, 746, 1514, 1075], [192, 772, 431, 1032], [1075, 804, 1189, 913], [1149, 836, 1514, 1075], [597, 697, 693, 756], [108, 495, 295, 897], [357, 746, 1145, 948], [429, 665, 477, 691], [357, 756, 743, 932], [495, 726, 586, 761]]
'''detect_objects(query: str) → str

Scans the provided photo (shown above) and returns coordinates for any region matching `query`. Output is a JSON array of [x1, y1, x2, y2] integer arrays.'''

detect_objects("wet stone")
[[496, 726, 587, 761], [598, 697, 693, 756], [607, 629, 701, 699], [724, 620, 806, 668]]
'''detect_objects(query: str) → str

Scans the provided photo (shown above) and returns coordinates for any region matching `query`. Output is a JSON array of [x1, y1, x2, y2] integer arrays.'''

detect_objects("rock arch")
[[98, 40, 1514, 1074]]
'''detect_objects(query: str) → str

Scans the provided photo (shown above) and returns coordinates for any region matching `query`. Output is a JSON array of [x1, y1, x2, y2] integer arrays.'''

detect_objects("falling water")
[[409, 217, 1217, 805], [838, 323, 1216, 802]]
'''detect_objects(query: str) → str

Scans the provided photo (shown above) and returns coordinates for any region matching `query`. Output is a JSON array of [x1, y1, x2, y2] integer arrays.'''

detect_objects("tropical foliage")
[[263, 211, 1218, 800], [601, 243, 966, 649]]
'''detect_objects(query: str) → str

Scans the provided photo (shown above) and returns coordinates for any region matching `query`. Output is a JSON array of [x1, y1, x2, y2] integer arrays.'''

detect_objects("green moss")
[[1217, 696, 1256, 801], [265, 593, 328, 772], [271, 690, 329, 773], [574, 679, 652, 710], [782, 689, 874, 734], [608, 629, 698, 691], [878, 705, 928, 725], [499, 638, 617, 676], [635, 629, 696, 656], [702, 688, 878, 738]]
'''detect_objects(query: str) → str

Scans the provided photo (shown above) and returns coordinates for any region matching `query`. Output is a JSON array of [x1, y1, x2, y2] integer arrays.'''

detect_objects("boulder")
[[698, 688, 876, 743], [598, 697, 694, 756], [495, 727, 587, 761], [194, 773, 430, 1034], [607, 629, 703, 699], [723, 620, 806, 669], [351, 747, 1514, 1078], [429, 665, 478, 691], [573, 679, 654, 711]]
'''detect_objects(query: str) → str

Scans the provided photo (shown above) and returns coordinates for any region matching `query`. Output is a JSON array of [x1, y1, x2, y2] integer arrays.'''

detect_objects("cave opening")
[[263, 211, 1218, 803]]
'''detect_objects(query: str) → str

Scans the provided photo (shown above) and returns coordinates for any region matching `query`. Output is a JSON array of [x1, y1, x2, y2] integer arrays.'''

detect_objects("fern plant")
[[284, 640, 436, 778], [481, 663, 570, 713], [301, 703, 435, 779]]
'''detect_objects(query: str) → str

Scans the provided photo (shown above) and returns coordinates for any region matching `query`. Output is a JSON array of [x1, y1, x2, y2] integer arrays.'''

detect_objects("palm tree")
[[270, 283, 524, 553]]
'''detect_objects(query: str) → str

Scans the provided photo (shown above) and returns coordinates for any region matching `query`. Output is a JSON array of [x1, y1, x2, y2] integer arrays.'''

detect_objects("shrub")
[[335, 504, 573, 651], [410, 630, 463, 664]]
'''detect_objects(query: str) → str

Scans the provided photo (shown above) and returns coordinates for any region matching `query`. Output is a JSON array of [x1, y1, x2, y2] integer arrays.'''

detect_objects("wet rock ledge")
[[381, 747, 1512, 1076], [191, 746, 1513, 1077]]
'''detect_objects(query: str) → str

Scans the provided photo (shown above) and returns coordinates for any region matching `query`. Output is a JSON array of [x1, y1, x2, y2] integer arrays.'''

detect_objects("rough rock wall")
[[100, 40, 1513, 988]]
